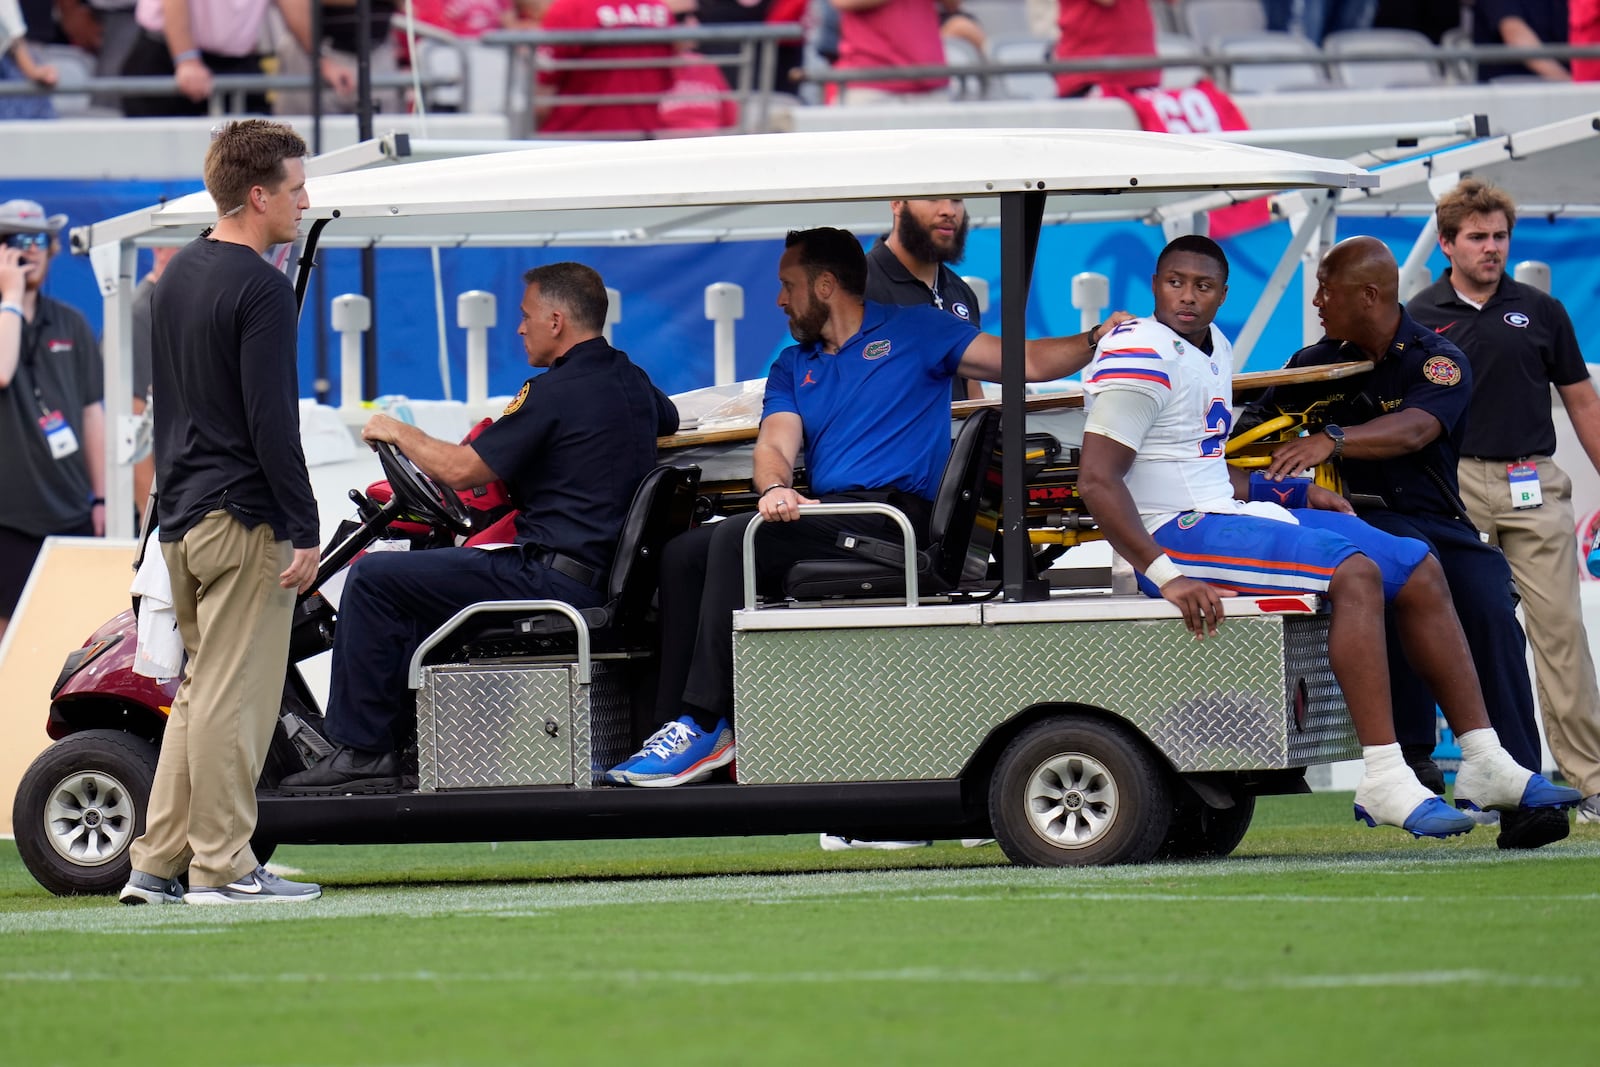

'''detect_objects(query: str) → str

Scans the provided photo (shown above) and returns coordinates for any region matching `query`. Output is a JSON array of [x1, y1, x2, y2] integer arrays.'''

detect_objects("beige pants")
[[129, 511, 295, 887], [1459, 455, 1600, 796]]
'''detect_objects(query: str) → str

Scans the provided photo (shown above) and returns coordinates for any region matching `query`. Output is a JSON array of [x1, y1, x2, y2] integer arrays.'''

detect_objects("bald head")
[[1321, 236, 1399, 303], [1313, 235, 1402, 357]]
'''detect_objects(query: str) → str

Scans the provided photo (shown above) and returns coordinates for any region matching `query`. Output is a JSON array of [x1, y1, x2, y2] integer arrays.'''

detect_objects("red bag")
[[657, 54, 739, 132]]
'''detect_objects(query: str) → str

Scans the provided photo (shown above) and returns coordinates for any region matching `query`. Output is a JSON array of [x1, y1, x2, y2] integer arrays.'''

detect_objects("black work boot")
[[279, 745, 401, 794]]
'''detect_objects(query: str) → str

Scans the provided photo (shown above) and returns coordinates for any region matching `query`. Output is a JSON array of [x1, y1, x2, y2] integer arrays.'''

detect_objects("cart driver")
[[1075, 234, 1579, 839], [607, 225, 1128, 787], [281, 263, 678, 793]]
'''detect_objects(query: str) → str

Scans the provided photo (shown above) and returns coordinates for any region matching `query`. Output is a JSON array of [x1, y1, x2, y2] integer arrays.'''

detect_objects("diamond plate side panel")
[[734, 616, 1315, 783], [586, 663, 636, 784], [1284, 615, 1359, 764], [418, 665, 576, 789]]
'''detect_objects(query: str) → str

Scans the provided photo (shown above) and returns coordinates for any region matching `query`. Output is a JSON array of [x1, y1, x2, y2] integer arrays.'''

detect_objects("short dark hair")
[[522, 262, 608, 332], [784, 227, 867, 296], [203, 120, 308, 218], [1156, 234, 1229, 282], [1435, 179, 1517, 242]]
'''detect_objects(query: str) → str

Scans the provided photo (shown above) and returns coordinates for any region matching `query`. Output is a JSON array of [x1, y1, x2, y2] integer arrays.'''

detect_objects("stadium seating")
[[1210, 31, 1329, 93], [1323, 28, 1445, 88], [942, 34, 988, 102], [1155, 31, 1206, 89], [988, 35, 1057, 101], [1181, 0, 1268, 48]]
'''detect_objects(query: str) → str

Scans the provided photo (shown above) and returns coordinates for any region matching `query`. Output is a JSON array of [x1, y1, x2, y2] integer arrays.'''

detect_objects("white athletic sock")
[[1362, 742, 1408, 778]]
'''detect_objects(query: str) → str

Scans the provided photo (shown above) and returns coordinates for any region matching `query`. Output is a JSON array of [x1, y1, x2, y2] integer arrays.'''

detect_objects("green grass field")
[[3, 793, 1596, 1067]]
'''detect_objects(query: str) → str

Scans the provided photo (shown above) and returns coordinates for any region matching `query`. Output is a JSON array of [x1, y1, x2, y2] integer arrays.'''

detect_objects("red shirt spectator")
[[1053, 0, 1159, 99], [411, 0, 514, 37], [1574, 0, 1600, 81], [833, 0, 948, 100], [536, 0, 675, 132]]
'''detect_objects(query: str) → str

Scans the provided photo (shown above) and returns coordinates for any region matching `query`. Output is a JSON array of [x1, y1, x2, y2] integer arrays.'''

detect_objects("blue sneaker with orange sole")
[[609, 716, 734, 787]]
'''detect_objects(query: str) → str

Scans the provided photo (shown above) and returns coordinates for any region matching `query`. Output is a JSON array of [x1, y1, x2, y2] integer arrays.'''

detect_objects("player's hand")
[[758, 486, 816, 523], [281, 546, 320, 593], [1264, 433, 1334, 481], [1307, 484, 1354, 514], [1161, 576, 1232, 640], [321, 56, 357, 97]]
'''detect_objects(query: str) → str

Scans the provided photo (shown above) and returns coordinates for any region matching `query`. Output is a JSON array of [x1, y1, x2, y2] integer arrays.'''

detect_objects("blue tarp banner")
[[7, 178, 1600, 400]]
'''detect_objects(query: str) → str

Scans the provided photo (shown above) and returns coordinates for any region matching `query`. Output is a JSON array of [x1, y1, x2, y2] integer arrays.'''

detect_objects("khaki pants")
[[1459, 456, 1600, 796], [129, 511, 295, 887]]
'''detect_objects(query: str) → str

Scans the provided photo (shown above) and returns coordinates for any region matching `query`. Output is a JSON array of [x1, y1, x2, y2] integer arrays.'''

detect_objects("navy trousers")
[[325, 545, 600, 752], [1362, 509, 1543, 772]]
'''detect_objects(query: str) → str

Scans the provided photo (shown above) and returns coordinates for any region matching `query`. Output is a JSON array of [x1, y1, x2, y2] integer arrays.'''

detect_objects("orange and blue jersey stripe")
[[1090, 348, 1170, 388]]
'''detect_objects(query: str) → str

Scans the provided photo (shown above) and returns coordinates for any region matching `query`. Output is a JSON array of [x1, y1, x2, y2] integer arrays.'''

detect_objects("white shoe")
[[1576, 795, 1600, 824], [960, 838, 996, 848], [1353, 767, 1474, 839], [818, 834, 931, 851]]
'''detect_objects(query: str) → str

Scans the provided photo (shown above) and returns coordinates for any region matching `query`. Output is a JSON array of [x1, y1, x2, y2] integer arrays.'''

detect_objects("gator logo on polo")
[[1176, 512, 1202, 530], [951, 302, 971, 320], [1504, 311, 1530, 328], [1422, 356, 1462, 386], [862, 339, 892, 360], [503, 381, 530, 415]]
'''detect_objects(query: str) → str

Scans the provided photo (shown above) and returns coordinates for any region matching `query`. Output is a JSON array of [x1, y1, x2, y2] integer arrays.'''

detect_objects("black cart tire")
[[13, 730, 158, 896], [1156, 792, 1256, 861], [988, 717, 1172, 867]]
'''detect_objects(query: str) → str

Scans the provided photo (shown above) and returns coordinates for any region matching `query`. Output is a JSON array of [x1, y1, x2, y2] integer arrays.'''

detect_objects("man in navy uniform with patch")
[[1258, 235, 1573, 849], [282, 263, 678, 793], [1406, 179, 1600, 827]]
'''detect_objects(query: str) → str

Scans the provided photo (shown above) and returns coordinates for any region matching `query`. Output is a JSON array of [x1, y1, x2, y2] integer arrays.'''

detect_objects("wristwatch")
[[1323, 424, 1346, 461]]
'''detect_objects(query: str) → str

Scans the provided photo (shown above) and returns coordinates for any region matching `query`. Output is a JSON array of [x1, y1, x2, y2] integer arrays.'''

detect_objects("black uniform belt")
[[527, 547, 599, 589], [1465, 454, 1540, 464]]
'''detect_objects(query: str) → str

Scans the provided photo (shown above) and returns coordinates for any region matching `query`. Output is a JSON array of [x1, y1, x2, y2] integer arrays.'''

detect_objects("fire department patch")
[[1422, 356, 1461, 386], [862, 339, 892, 360], [503, 381, 530, 415]]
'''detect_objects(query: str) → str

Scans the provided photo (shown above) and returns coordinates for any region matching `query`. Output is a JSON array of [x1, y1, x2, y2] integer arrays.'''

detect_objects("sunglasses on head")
[[3, 233, 51, 251]]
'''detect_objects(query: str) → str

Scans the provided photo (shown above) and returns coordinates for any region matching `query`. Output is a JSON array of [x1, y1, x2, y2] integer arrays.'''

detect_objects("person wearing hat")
[[0, 198, 106, 644]]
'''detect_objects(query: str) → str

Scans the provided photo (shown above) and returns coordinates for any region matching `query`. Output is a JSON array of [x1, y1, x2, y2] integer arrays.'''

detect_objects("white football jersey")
[[1084, 316, 1240, 529]]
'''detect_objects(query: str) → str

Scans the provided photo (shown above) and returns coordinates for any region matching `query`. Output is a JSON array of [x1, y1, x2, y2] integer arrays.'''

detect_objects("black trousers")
[[654, 490, 932, 727], [1363, 509, 1543, 772], [121, 32, 269, 117]]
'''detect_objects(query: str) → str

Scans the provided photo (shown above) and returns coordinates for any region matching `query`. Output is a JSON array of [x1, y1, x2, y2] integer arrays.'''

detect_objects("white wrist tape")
[[1143, 553, 1184, 589]]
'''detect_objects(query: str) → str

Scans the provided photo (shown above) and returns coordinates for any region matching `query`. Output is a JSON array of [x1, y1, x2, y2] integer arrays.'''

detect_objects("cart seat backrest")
[[607, 464, 702, 625]]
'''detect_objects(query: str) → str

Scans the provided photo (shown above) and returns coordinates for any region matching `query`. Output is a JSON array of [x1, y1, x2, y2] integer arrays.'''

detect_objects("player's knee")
[[1329, 553, 1381, 598], [1395, 553, 1448, 604]]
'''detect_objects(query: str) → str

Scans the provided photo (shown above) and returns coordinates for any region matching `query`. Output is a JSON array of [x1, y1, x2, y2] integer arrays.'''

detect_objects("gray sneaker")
[[1577, 794, 1600, 825], [183, 865, 321, 905], [119, 870, 185, 906]]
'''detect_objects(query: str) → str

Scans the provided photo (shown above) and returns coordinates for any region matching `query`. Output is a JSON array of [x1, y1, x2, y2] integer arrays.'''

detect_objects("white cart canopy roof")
[[79, 128, 1377, 250]]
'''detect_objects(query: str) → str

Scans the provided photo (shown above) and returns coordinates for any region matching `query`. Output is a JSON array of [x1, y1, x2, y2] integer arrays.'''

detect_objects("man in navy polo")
[[610, 226, 1121, 787], [1258, 235, 1573, 849]]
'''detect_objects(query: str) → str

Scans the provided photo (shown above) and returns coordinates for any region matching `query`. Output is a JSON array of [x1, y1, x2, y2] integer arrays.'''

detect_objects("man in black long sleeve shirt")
[[121, 120, 322, 907]]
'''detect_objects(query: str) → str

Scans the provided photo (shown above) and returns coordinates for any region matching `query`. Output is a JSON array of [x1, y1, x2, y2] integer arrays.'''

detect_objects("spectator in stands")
[[1473, 0, 1570, 82], [1372, 0, 1459, 43], [1264, 0, 1376, 46], [0, 0, 58, 118], [829, 0, 949, 104], [410, 0, 516, 37], [691, 0, 807, 95], [1052, 0, 1159, 99], [273, 0, 403, 114], [938, 3, 983, 55], [534, 0, 676, 133], [0, 199, 106, 646], [1576, 0, 1600, 81], [120, 0, 357, 117]]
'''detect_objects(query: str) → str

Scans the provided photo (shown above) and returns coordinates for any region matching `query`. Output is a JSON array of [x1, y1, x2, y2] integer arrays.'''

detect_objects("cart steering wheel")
[[374, 441, 474, 537]]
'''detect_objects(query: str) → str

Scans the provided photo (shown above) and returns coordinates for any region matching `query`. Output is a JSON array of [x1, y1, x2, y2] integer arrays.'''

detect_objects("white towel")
[[130, 533, 183, 681]]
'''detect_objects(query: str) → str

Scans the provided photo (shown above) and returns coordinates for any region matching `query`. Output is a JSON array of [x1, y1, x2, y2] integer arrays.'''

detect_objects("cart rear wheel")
[[988, 717, 1171, 867]]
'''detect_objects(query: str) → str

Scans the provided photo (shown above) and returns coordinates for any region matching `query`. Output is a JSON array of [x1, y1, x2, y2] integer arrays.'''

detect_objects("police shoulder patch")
[[1422, 355, 1462, 386], [862, 339, 892, 360], [503, 380, 531, 415]]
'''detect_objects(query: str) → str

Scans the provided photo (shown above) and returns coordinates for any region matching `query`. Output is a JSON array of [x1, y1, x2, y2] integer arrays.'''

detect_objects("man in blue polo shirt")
[[1258, 235, 1578, 849], [611, 226, 1121, 787]]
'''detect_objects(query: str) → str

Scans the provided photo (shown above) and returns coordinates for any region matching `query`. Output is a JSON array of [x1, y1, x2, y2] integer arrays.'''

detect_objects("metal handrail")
[[0, 71, 450, 113]]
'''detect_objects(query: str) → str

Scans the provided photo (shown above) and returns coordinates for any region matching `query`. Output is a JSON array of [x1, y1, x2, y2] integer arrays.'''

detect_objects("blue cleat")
[[1455, 753, 1584, 813], [1354, 796, 1476, 839]]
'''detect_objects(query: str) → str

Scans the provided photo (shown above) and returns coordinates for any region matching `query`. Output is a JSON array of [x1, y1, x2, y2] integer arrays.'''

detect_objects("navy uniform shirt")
[[1276, 307, 1473, 520], [471, 337, 678, 574], [1407, 270, 1589, 459]]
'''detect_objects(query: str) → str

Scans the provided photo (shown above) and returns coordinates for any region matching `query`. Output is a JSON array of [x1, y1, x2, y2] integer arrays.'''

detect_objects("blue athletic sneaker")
[[610, 716, 734, 787]]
